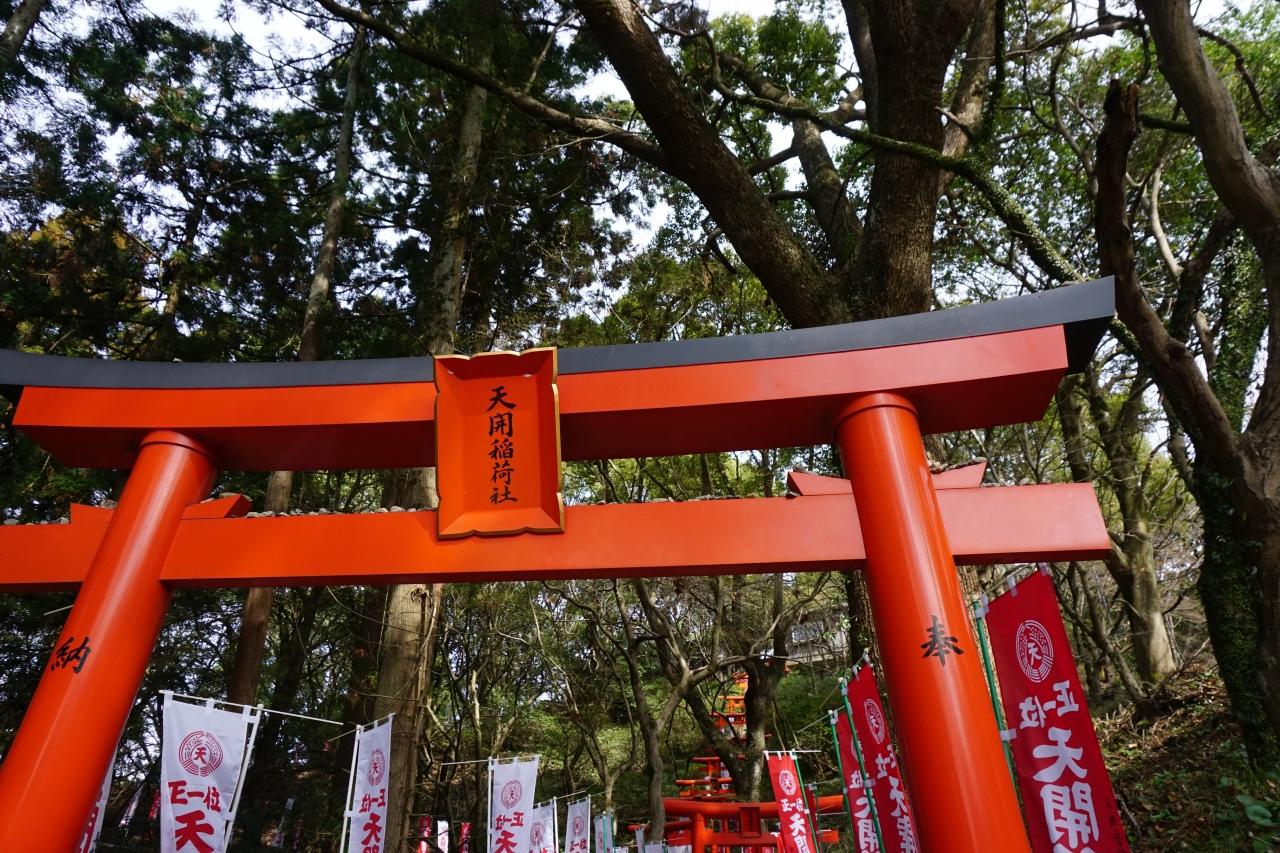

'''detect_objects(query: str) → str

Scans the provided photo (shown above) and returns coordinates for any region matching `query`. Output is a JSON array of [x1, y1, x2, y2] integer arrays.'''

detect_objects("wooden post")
[[835, 394, 1029, 852]]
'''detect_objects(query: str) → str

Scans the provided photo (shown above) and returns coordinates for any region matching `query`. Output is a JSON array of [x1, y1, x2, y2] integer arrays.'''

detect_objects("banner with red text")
[[564, 796, 591, 853], [766, 752, 818, 853], [462, 822, 472, 853], [846, 666, 917, 853], [344, 714, 393, 853], [529, 803, 556, 853], [831, 710, 879, 852], [160, 694, 259, 853], [986, 570, 1129, 852], [488, 758, 539, 853]]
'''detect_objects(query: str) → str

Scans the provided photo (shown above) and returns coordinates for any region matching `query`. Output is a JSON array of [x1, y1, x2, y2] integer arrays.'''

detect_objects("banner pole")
[[553, 795, 561, 853], [223, 702, 262, 836], [972, 596, 1016, 782], [339, 722, 364, 853], [840, 676, 886, 853], [788, 750, 822, 853], [487, 759, 495, 853], [826, 710, 851, 828]]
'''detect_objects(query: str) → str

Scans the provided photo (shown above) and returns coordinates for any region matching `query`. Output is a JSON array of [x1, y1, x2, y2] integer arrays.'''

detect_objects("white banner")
[[564, 797, 591, 853], [119, 783, 143, 829], [77, 758, 113, 853], [593, 813, 611, 853], [439, 820, 452, 853], [344, 715, 394, 853], [644, 843, 665, 853], [529, 803, 556, 853], [488, 758, 539, 853], [160, 694, 259, 853], [634, 827, 645, 851]]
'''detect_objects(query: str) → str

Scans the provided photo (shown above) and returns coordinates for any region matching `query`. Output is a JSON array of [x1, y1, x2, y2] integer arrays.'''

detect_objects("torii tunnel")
[[0, 278, 1115, 851]]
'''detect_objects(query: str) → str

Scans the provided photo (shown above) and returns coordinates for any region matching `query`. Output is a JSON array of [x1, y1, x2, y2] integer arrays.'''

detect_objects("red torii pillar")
[[0, 432, 217, 850], [0, 278, 1115, 851], [837, 394, 1026, 848]]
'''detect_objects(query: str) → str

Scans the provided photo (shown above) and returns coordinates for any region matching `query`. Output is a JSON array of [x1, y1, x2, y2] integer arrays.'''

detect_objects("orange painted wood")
[[12, 327, 1068, 470], [0, 431, 216, 852], [434, 349, 563, 537], [836, 394, 1030, 852], [0, 484, 1108, 592], [786, 461, 988, 496]]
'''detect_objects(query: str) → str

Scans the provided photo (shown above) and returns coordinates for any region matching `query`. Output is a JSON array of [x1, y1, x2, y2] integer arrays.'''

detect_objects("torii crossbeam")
[[0, 278, 1115, 851]]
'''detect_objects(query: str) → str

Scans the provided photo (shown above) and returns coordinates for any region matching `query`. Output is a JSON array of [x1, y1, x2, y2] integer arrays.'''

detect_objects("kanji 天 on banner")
[[985, 570, 1129, 853], [564, 796, 591, 853], [345, 715, 393, 853], [529, 803, 556, 853], [488, 758, 539, 853], [846, 666, 918, 853], [160, 695, 258, 853], [765, 753, 818, 853], [832, 710, 879, 853]]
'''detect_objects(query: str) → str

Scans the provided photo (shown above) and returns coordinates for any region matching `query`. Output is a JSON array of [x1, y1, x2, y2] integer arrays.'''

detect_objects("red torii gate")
[[0, 279, 1115, 851]]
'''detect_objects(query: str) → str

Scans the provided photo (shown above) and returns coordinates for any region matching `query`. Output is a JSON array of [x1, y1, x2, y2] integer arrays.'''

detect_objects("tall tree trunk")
[[1058, 370, 1178, 688], [1131, 0, 1280, 762], [850, 0, 980, 317], [329, 585, 388, 818], [373, 469, 443, 851], [613, 585, 669, 839], [148, 193, 207, 361], [225, 26, 366, 707], [1093, 67, 1280, 761], [574, 0, 845, 327], [373, 28, 492, 843], [234, 587, 326, 844], [0, 0, 47, 65]]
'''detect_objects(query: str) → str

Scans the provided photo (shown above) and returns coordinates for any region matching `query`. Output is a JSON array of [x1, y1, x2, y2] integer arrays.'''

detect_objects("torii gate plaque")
[[0, 279, 1115, 851]]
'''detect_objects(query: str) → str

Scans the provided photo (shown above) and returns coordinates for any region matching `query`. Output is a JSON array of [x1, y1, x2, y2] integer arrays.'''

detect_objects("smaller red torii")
[[662, 795, 847, 853]]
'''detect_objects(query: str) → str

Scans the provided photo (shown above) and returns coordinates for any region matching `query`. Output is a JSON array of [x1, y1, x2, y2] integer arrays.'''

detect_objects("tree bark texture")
[[1095, 73, 1278, 761], [1136, 0, 1280, 764], [574, 0, 845, 328], [1057, 375, 1176, 688], [0, 0, 47, 65], [372, 26, 492, 840], [850, 0, 980, 319], [225, 26, 366, 707], [372, 469, 441, 848]]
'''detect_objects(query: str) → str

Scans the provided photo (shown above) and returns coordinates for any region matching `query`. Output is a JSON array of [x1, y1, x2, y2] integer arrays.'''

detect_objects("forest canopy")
[[2, 0, 1280, 849]]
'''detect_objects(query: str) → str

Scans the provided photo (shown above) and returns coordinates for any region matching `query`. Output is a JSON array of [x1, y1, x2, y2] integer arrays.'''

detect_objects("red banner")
[[766, 753, 819, 853], [986, 570, 1129, 852], [846, 665, 917, 853], [833, 710, 879, 852]]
